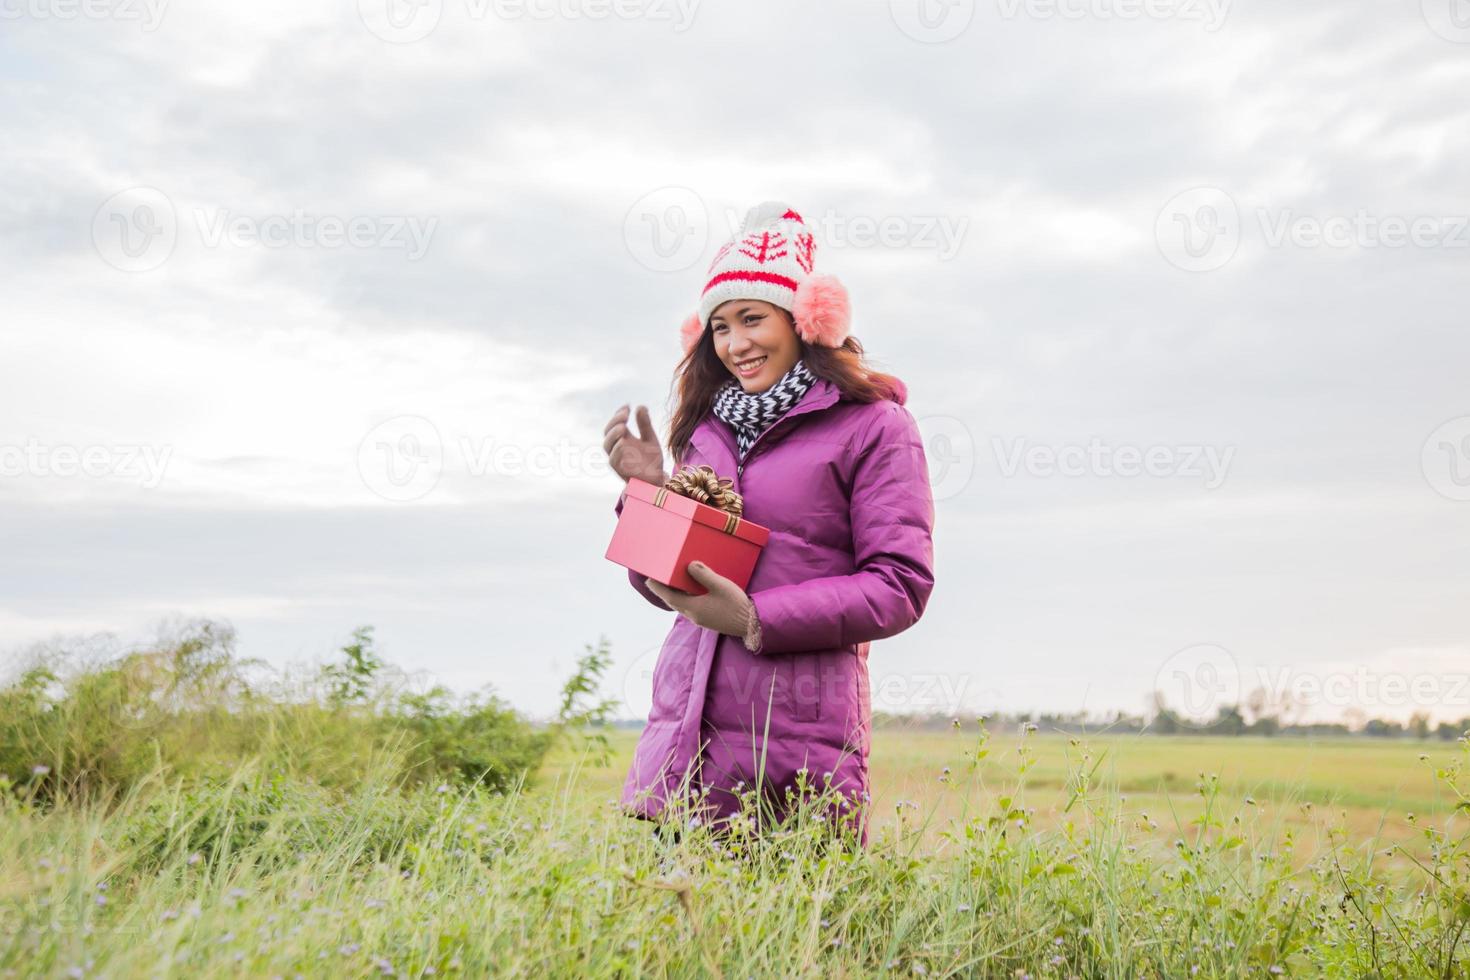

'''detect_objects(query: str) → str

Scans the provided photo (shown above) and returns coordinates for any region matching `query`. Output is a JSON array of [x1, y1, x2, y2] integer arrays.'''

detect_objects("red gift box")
[[606, 477, 771, 595]]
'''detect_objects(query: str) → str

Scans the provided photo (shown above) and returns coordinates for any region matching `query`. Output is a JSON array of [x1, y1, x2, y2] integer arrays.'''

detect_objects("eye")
[[744, 315, 763, 325]]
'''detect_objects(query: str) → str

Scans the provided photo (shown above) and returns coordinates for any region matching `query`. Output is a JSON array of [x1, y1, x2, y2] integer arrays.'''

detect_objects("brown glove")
[[602, 404, 667, 487], [644, 562, 763, 652]]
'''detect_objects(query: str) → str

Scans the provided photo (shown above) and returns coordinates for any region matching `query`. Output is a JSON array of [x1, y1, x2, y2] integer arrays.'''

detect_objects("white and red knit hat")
[[678, 201, 852, 355]]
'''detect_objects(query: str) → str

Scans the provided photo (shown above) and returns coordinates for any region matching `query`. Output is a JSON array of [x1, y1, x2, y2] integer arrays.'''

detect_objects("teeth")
[[737, 356, 767, 371]]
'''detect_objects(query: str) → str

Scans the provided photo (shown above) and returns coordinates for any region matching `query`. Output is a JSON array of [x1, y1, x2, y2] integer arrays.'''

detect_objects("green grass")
[[552, 728, 1466, 878], [4, 624, 1468, 976], [5, 721, 1469, 978]]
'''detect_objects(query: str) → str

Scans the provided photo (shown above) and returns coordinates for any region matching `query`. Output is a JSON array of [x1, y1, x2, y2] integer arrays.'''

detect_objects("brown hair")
[[664, 319, 906, 467]]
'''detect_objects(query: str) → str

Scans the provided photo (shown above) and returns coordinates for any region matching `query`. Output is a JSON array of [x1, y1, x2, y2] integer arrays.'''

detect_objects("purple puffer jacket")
[[613, 374, 935, 847]]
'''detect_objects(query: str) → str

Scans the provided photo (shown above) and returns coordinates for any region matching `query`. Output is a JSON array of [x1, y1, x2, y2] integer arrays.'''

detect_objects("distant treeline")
[[868, 703, 1470, 739], [608, 706, 1470, 737]]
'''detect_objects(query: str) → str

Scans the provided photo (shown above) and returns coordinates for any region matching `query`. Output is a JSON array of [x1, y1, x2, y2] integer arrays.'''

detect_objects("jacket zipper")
[[722, 382, 841, 479]]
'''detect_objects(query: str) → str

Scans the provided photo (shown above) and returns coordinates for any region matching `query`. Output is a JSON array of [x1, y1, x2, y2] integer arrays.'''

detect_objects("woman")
[[601, 202, 936, 848]]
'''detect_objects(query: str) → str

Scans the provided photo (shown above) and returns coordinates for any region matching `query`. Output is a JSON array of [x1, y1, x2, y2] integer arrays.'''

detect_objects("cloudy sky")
[[3, 0, 1468, 727]]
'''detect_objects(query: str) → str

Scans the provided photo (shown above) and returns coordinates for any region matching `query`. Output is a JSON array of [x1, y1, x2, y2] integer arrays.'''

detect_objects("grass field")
[[7, 721, 1467, 978], [548, 727, 1467, 879]]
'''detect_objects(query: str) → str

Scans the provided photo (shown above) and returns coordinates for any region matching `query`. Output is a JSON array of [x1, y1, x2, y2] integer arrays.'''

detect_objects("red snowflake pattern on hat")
[[794, 231, 816, 274], [739, 231, 788, 264], [680, 200, 851, 353], [707, 239, 734, 272]]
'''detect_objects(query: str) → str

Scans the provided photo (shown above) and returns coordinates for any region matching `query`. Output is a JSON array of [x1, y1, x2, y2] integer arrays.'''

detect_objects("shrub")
[[0, 619, 614, 807]]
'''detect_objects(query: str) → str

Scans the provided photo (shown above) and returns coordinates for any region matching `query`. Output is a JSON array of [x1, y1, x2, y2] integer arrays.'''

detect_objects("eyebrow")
[[710, 306, 759, 323]]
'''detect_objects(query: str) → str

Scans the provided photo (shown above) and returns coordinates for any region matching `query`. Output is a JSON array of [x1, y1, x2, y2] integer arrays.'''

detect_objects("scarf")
[[710, 358, 818, 460]]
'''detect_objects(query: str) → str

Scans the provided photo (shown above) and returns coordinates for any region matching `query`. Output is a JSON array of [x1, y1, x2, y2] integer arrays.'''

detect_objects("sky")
[[2, 0, 1468, 728]]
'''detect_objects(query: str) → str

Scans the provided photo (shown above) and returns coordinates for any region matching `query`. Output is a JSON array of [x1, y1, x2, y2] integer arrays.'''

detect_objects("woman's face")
[[709, 299, 801, 393]]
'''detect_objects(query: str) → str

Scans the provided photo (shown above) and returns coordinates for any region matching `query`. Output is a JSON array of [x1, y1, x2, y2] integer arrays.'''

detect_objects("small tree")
[[1147, 691, 1182, 734], [1208, 703, 1246, 736], [553, 635, 620, 765], [1408, 711, 1431, 740], [321, 626, 382, 707]]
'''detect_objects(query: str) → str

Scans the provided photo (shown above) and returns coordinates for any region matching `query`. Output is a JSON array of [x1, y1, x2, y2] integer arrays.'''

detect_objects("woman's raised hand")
[[602, 403, 667, 487]]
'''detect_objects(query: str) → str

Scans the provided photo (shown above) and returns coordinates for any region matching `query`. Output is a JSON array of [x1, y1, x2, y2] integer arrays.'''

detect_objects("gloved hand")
[[602, 403, 667, 487], [645, 561, 763, 652]]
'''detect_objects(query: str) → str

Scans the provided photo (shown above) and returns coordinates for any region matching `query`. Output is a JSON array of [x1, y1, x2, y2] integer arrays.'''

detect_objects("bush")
[[0, 619, 615, 806]]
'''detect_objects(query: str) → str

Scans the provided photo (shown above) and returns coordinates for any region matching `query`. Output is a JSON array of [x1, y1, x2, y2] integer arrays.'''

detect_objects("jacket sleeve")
[[614, 488, 674, 612], [746, 404, 935, 655]]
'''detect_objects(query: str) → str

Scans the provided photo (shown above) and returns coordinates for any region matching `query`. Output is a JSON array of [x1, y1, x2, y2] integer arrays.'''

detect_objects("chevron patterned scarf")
[[710, 358, 818, 460]]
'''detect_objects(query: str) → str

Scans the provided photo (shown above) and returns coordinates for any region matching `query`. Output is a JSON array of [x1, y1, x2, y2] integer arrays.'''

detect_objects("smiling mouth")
[[734, 355, 767, 375]]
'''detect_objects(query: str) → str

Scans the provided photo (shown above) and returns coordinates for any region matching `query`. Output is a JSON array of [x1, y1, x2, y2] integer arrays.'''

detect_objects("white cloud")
[[3, 0, 1468, 721]]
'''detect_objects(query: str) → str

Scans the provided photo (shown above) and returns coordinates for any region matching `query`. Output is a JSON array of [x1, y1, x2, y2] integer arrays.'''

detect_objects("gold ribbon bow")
[[661, 464, 745, 518]]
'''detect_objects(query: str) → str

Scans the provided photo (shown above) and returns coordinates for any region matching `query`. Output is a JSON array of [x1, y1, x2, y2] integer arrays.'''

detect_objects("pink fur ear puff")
[[792, 273, 851, 347], [679, 311, 704, 354]]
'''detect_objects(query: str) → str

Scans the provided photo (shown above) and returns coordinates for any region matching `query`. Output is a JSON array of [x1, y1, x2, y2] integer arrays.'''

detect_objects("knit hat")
[[678, 201, 852, 355]]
